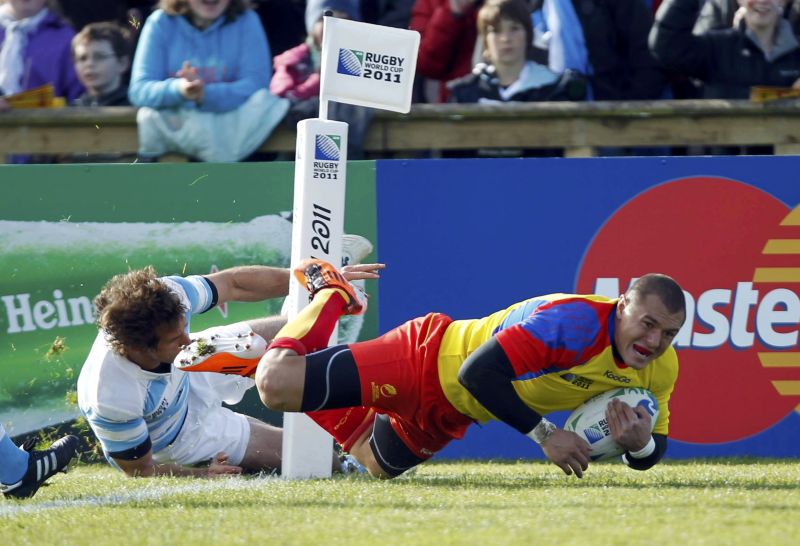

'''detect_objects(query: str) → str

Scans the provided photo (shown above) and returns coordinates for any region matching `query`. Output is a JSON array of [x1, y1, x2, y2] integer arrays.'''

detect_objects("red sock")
[[270, 288, 348, 353]]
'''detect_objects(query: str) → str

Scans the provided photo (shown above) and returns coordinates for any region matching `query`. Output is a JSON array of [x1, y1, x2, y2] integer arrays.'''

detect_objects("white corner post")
[[281, 118, 349, 479], [281, 14, 418, 479]]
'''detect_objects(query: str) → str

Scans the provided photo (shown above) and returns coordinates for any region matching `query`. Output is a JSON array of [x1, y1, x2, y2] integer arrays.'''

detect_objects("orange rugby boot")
[[294, 258, 367, 315]]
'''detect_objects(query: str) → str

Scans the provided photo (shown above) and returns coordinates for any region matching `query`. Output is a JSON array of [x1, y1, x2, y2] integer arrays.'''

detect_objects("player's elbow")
[[117, 462, 155, 478]]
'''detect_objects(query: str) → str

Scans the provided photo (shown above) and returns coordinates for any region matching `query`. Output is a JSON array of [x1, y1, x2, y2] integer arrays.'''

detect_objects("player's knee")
[[255, 354, 296, 411]]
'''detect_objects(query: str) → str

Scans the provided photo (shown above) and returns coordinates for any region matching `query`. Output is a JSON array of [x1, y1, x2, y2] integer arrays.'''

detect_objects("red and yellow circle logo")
[[577, 177, 800, 443]]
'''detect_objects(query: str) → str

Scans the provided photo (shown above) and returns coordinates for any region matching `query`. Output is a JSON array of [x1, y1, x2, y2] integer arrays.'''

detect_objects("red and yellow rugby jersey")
[[437, 294, 678, 435]]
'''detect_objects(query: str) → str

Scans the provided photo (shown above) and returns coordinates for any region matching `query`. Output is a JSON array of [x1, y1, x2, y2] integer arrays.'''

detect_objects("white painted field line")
[[0, 475, 278, 518]]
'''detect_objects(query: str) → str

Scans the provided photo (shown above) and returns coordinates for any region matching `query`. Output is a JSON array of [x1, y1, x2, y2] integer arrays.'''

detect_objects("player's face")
[[614, 293, 684, 370], [484, 17, 528, 66], [187, 0, 231, 29], [153, 316, 191, 364]]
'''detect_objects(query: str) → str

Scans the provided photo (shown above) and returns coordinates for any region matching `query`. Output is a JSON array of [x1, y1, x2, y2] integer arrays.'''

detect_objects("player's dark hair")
[[159, 0, 251, 23], [626, 274, 686, 317], [94, 266, 185, 354]]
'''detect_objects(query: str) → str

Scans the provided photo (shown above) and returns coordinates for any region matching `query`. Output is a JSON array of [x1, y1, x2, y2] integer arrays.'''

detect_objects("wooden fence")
[[2, 100, 800, 161]]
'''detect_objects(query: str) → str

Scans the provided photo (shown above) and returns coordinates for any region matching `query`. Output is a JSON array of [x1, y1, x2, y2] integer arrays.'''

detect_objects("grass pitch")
[[1, 459, 797, 546]]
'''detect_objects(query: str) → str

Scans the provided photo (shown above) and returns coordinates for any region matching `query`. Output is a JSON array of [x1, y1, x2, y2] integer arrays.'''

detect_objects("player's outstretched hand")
[[341, 263, 385, 281], [606, 398, 652, 452], [207, 452, 243, 477], [541, 429, 591, 478]]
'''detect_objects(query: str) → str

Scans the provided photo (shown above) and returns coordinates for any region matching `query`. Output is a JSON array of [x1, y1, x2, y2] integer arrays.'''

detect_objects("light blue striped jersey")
[[77, 275, 214, 461]]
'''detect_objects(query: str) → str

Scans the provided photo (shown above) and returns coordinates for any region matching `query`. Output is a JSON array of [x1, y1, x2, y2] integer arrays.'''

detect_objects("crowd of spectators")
[[0, 0, 798, 160]]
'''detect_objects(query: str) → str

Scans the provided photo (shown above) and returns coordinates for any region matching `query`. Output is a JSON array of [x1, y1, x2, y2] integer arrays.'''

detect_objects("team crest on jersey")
[[561, 373, 593, 389], [371, 382, 397, 402]]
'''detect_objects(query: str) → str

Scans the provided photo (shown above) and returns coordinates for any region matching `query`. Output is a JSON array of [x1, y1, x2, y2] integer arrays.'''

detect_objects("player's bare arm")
[[457, 337, 590, 478], [207, 263, 384, 306], [113, 449, 242, 478]]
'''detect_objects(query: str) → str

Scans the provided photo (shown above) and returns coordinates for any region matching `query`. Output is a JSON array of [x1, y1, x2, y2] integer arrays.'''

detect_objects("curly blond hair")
[[94, 266, 185, 354]]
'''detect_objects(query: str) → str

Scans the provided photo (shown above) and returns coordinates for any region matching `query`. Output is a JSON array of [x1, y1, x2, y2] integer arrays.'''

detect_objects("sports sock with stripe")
[[269, 288, 349, 354], [0, 425, 29, 485]]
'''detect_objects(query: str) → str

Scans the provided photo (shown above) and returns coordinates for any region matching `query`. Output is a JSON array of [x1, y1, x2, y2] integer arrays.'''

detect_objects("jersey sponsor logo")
[[603, 370, 631, 384], [371, 382, 397, 402], [148, 387, 184, 421], [561, 372, 593, 389], [333, 407, 356, 433], [577, 177, 800, 443], [149, 396, 168, 420]]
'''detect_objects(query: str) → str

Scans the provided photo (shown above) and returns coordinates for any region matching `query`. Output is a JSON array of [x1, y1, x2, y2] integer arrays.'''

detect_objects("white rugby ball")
[[563, 388, 659, 461]]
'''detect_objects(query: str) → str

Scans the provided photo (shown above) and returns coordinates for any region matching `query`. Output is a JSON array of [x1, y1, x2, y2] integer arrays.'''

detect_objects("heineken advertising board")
[[0, 162, 378, 435]]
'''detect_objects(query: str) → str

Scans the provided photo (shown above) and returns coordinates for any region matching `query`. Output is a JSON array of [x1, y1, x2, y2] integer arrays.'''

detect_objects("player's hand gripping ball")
[[563, 388, 659, 461]]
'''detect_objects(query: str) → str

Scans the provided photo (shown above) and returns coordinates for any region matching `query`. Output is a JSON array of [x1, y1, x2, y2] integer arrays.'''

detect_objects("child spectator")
[[0, 0, 83, 101], [448, 0, 585, 103], [130, 0, 273, 113], [128, 0, 288, 162], [446, 0, 584, 157], [271, 0, 360, 101], [410, 0, 483, 102], [71, 22, 132, 106], [271, 0, 373, 159]]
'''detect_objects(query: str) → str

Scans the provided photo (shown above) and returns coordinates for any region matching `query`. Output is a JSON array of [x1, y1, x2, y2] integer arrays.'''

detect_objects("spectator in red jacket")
[[410, 0, 484, 102]]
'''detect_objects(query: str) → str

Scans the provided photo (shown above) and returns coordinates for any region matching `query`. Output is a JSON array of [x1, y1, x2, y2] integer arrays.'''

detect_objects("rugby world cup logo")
[[337, 48, 363, 77], [314, 134, 341, 161], [576, 177, 800, 444], [582, 424, 606, 444]]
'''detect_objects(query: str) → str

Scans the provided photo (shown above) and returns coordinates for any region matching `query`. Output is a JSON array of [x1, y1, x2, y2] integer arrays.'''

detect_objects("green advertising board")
[[0, 162, 377, 435]]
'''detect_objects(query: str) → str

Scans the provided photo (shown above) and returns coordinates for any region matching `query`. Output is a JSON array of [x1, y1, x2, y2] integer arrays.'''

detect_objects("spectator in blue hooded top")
[[129, 0, 271, 113]]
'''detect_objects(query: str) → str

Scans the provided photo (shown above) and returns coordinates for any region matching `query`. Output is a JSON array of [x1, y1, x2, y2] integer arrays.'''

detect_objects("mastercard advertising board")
[[377, 156, 800, 459]]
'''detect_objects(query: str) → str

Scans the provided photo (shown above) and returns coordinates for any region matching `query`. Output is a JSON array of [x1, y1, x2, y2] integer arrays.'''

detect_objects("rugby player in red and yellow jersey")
[[193, 259, 686, 479]]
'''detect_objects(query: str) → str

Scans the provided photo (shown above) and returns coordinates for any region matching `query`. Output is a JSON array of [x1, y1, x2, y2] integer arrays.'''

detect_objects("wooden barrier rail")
[[2, 99, 800, 161]]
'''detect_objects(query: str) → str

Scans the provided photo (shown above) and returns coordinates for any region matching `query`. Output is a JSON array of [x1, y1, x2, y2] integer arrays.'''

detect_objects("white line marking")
[[1, 475, 279, 517]]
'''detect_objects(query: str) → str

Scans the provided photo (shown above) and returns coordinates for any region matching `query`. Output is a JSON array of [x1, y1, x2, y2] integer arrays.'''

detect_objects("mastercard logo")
[[576, 177, 799, 444]]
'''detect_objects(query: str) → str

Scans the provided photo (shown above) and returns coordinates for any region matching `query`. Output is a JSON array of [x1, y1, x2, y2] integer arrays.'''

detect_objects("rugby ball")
[[563, 388, 659, 461]]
